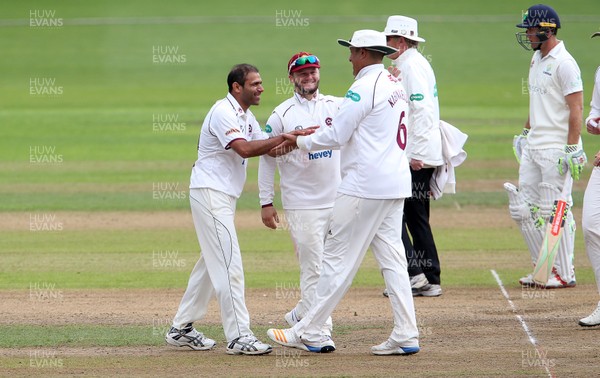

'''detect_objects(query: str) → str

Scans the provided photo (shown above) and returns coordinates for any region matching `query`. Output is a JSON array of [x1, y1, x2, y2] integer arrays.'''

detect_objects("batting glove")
[[557, 144, 587, 180], [512, 128, 529, 164]]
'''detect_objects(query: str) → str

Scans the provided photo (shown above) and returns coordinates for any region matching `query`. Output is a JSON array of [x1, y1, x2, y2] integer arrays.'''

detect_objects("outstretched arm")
[[229, 136, 285, 159]]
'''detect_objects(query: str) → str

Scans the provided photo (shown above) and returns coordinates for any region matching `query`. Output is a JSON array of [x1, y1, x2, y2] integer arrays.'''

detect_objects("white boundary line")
[[491, 269, 554, 378]]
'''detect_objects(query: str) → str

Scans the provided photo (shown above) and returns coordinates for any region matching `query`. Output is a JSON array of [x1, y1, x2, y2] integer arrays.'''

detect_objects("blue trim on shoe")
[[305, 344, 335, 353], [400, 346, 420, 355]]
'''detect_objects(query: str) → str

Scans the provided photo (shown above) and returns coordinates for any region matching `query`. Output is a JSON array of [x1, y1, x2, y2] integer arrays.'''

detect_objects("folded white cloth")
[[430, 120, 468, 200]]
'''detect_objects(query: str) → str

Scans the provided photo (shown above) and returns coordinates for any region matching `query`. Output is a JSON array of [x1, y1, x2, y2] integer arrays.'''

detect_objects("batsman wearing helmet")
[[579, 30, 600, 327], [508, 4, 586, 288]]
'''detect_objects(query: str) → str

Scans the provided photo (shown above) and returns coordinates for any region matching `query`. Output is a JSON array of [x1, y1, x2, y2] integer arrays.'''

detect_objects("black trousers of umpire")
[[402, 167, 441, 285]]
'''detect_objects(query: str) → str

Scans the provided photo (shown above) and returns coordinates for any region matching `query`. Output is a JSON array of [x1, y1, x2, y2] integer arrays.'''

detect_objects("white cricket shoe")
[[383, 274, 431, 297], [371, 339, 420, 356], [165, 324, 216, 351], [540, 273, 576, 289], [519, 273, 535, 287], [579, 302, 600, 327], [410, 273, 430, 290], [267, 328, 335, 353], [284, 308, 301, 327], [226, 335, 272, 355], [413, 284, 442, 297]]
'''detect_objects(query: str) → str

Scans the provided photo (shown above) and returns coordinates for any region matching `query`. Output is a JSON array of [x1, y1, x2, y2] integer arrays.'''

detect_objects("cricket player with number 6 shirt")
[[267, 30, 420, 356], [509, 4, 586, 289]]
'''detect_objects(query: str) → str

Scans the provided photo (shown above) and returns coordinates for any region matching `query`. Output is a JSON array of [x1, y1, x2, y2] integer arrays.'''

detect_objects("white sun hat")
[[384, 15, 426, 43], [337, 29, 398, 55]]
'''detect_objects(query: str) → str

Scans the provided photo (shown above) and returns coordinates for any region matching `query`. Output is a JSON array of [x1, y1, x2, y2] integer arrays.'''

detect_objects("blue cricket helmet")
[[516, 4, 561, 29]]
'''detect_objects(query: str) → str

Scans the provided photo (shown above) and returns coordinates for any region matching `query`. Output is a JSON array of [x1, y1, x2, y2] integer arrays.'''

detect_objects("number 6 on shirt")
[[396, 110, 407, 150]]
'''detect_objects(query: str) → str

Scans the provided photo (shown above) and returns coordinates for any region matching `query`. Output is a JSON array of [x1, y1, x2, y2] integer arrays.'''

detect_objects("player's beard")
[[528, 36, 543, 51], [294, 79, 319, 97]]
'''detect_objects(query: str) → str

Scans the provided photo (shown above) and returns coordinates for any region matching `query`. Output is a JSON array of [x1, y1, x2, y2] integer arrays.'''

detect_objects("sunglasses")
[[289, 55, 319, 72]]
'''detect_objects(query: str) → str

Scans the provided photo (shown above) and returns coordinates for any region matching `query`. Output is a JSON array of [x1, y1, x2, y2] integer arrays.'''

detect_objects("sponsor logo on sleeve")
[[265, 124, 272, 133], [410, 93, 424, 101], [225, 128, 241, 136], [325, 117, 332, 126], [345, 90, 361, 102]]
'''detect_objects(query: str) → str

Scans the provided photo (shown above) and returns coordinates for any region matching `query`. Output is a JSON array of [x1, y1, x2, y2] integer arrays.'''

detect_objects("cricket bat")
[[532, 174, 573, 285]]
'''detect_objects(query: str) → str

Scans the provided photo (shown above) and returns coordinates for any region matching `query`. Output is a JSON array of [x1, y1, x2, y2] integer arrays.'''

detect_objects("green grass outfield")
[[1, 0, 600, 353]]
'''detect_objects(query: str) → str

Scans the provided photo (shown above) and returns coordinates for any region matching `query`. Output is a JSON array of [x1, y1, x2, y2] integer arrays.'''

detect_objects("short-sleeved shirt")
[[190, 93, 268, 198], [528, 41, 583, 149], [258, 91, 342, 209]]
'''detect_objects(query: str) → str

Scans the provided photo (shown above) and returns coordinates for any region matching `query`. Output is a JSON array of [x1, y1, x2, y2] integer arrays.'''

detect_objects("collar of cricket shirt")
[[394, 46, 418, 66], [544, 40, 564, 60], [226, 93, 248, 119], [355, 63, 385, 80], [294, 90, 320, 104]]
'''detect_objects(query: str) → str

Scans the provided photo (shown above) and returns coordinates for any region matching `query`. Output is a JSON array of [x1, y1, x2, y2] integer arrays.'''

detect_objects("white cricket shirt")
[[585, 66, 600, 126], [297, 64, 412, 199], [190, 93, 268, 198], [528, 41, 583, 149], [392, 47, 443, 166], [258, 91, 342, 209]]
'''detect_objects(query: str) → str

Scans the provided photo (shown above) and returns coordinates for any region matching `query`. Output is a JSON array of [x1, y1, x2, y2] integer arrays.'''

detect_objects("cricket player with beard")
[[579, 30, 600, 327], [165, 64, 311, 355], [267, 30, 420, 355], [510, 4, 585, 289], [258, 52, 341, 335]]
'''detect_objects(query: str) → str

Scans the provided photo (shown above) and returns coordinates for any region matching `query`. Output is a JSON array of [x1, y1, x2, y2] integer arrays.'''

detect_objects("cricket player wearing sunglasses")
[[259, 52, 342, 338]]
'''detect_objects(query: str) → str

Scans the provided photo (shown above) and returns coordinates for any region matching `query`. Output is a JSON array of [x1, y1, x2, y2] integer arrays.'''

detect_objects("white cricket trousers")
[[583, 167, 600, 294], [285, 208, 333, 333], [291, 195, 419, 347], [286, 208, 332, 318], [172, 188, 252, 342]]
